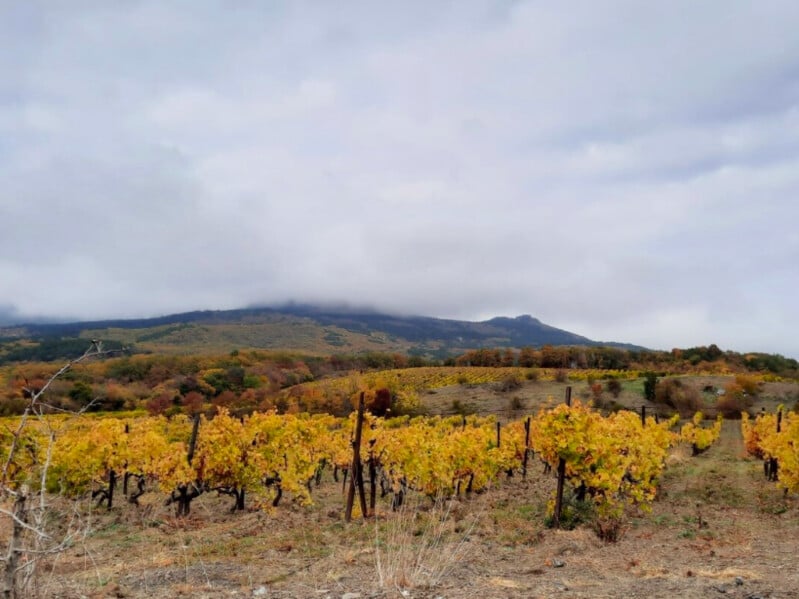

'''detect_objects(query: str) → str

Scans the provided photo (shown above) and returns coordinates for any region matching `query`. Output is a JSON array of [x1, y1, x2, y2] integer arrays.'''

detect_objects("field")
[[7, 376, 799, 599]]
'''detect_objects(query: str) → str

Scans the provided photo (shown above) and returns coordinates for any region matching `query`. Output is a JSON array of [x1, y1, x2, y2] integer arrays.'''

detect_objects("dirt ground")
[[26, 413, 799, 599], [423, 376, 796, 417]]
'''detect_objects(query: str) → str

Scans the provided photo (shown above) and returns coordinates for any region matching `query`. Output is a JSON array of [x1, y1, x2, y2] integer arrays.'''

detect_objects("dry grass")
[[373, 494, 480, 592]]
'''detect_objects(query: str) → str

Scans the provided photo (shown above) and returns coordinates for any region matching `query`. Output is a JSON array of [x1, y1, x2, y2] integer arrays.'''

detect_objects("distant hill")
[[0, 303, 642, 362]]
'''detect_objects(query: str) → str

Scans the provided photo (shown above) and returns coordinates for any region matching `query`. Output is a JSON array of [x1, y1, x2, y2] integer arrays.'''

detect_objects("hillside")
[[0, 303, 638, 360]]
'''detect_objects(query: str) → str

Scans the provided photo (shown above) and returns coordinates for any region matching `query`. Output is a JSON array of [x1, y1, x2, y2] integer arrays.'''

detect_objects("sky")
[[1, 1, 798, 358]]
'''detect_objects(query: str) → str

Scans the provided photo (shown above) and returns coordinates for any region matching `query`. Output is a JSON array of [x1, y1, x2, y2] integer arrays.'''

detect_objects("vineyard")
[[2, 396, 724, 556], [1, 355, 798, 598]]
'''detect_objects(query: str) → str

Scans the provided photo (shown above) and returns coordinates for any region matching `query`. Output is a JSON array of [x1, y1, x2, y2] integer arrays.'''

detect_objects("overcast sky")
[[2, 1, 798, 357]]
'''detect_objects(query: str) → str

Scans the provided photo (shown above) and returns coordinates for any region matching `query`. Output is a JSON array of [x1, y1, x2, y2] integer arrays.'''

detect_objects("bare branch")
[[0, 507, 52, 540], [1, 342, 128, 598], [2, 344, 127, 487]]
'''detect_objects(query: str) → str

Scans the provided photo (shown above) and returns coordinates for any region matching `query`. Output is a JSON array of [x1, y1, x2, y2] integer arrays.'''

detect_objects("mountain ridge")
[[0, 303, 644, 357]]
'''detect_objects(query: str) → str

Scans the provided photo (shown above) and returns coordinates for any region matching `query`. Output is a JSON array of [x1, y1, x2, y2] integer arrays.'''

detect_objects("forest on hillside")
[[0, 340, 796, 418]]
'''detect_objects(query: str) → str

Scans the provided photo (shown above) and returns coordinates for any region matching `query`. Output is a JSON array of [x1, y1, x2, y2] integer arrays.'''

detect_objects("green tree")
[[68, 381, 94, 408], [643, 372, 657, 402]]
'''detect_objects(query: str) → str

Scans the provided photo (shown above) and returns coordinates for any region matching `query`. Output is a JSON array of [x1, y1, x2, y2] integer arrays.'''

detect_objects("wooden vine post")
[[552, 386, 572, 529], [767, 407, 782, 481], [172, 412, 202, 517], [345, 392, 368, 522], [640, 405, 646, 426], [522, 416, 531, 479]]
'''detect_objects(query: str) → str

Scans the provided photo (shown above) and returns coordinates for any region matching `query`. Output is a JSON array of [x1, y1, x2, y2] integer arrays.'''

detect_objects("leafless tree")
[[1, 341, 125, 598]]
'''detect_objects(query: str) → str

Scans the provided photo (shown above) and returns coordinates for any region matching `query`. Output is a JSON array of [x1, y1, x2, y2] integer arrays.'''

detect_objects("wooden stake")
[[345, 392, 367, 522], [552, 386, 571, 528], [522, 417, 531, 479]]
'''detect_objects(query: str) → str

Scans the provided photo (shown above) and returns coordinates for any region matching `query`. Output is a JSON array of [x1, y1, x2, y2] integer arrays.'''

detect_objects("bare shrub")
[[374, 493, 479, 592], [497, 374, 522, 393], [654, 378, 702, 416], [715, 394, 750, 419], [716, 382, 754, 418], [606, 379, 623, 398]]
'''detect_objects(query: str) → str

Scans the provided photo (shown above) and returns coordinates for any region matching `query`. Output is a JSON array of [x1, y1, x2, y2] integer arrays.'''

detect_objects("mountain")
[[0, 303, 641, 360]]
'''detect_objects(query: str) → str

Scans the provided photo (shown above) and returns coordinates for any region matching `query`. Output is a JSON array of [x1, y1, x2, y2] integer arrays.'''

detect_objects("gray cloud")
[[2, 1, 799, 357]]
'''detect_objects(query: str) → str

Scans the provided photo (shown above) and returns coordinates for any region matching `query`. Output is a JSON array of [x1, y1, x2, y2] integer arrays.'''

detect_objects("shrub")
[[643, 372, 657, 401], [451, 399, 474, 416], [734, 374, 761, 396], [554, 369, 568, 383], [525, 369, 540, 381], [544, 495, 594, 531], [593, 514, 625, 543], [606, 379, 622, 398], [591, 395, 624, 413], [715, 381, 754, 418], [714, 394, 750, 419], [497, 374, 522, 393], [654, 378, 702, 416], [147, 393, 173, 416]]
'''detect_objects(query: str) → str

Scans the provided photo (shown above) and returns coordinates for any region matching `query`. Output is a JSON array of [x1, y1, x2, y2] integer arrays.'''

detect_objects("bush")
[[554, 369, 568, 383], [451, 399, 474, 416], [734, 374, 761, 396], [715, 382, 754, 418], [606, 379, 622, 398], [545, 496, 594, 531], [525, 369, 540, 381], [714, 394, 750, 419], [592, 396, 625, 413], [497, 374, 522, 393], [643, 372, 657, 401], [654, 378, 702, 416], [593, 514, 625, 543]]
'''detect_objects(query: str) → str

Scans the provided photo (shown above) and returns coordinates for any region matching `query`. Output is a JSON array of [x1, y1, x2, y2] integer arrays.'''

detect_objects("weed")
[[525, 369, 540, 381], [451, 399, 475, 415], [544, 496, 595, 531], [652, 514, 673, 526], [497, 374, 522, 393], [373, 493, 479, 592]]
